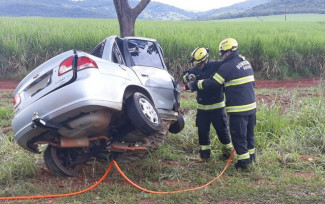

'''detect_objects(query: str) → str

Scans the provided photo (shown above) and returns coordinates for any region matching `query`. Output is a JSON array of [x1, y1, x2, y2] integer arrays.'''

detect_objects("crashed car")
[[12, 36, 184, 177]]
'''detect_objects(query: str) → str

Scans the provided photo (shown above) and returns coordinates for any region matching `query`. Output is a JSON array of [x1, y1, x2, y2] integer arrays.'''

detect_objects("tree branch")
[[132, 0, 151, 18]]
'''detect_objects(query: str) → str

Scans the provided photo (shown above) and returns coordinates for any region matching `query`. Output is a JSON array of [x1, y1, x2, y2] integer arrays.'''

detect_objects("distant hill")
[[197, 0, 272, 20], [213, 0, 325, 19], [0, 0, 323, 20], [0, 0, 197, 20]]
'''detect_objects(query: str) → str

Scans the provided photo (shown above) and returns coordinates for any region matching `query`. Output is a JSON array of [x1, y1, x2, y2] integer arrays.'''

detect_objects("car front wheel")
[[125, 92, 162, 136]]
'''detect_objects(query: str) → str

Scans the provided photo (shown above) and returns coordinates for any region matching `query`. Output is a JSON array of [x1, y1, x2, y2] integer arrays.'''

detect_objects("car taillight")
[[58, 56, 98, 76], [13, 93, 21, 108]]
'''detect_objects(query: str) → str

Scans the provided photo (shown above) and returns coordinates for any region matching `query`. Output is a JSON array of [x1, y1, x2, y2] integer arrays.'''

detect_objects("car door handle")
[[141, 74, 149, 77]]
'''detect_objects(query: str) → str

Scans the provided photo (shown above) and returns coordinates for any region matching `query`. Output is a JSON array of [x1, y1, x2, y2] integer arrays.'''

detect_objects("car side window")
[[90, 41, 105, 58], [112, 43, 125, 65], [127, 40, 164, 69]]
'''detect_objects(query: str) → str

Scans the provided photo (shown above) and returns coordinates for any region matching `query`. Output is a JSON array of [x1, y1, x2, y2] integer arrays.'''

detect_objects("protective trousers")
[[196, 108, 231, 158], [229, 114, 256, 161]]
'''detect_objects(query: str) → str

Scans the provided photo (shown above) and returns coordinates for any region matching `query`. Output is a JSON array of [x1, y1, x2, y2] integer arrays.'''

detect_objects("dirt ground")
[[0, 77, 322, 91]]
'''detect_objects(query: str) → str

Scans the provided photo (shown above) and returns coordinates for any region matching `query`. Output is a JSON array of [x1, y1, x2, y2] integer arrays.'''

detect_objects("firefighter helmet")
[[191, 47, 209, 66], [219, 38, 238, 54]]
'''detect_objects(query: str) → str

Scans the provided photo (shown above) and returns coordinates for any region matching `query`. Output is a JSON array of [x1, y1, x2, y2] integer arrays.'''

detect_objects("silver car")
[[12, 36, 184, 177]]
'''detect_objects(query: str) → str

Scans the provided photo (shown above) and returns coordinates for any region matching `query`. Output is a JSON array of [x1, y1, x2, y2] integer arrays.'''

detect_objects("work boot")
[[195, 149, 210, 163], [195, 157, 209, 163], [250, 153, 256, 163], [235, 159, 250, 169]]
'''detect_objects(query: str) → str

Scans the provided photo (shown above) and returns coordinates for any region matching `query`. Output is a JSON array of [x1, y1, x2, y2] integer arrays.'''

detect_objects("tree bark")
[[113, 0, 151, 37]]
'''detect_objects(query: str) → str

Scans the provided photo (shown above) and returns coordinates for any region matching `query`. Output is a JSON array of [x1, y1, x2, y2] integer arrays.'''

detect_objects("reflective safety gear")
[[200, 145, 211, 151], [248, 148, 255, 155], [226, 102, 257, 113], [182, 61, 224, 107], [224, 75, 255, 87], [197, 51, 256, 116], [192, 45, 256, 169], [196, 108, 231, 158], [219, 38, 238, 53], [221, 142, 234, 160], [197, 101, 225, 110], [191, 47, 209, 66], [182, 59, 231, 164], [249, 148, 256, 162], [237, 152, 250, 160]]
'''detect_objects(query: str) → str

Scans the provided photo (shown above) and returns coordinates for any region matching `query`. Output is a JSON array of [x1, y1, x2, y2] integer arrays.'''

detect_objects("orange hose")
[[113, 149, 235, 194], [0, 149, 234, 200], [0, 161, 114, 200]]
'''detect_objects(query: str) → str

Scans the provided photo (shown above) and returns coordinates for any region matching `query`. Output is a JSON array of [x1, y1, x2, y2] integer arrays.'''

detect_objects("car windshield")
[[128, 39, 164, 69]]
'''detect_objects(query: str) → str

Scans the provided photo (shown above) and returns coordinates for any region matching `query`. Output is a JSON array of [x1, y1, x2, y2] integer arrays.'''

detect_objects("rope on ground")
[[0, 149, 234, 200]]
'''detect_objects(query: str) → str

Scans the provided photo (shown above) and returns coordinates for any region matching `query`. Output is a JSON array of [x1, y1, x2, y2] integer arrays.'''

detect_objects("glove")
[[183, 73, 196, 84], [187, 81, 198, 92], [188, 74, 196, 82]]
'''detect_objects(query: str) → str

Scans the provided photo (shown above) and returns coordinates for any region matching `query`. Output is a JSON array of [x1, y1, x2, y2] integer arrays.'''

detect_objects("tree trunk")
[[113, 0, 150, 37]]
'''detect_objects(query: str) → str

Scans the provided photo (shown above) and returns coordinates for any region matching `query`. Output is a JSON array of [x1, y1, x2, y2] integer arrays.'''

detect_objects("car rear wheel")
[[126, 92, 162, 136], [168, 113, 185, 134], [44, 145, 83, 177]]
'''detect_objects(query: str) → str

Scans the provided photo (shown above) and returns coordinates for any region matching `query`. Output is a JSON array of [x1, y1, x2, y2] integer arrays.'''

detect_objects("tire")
[[125, 92, 162, 136], [44, 145, 82, 177], [168, 113, 185, 134]]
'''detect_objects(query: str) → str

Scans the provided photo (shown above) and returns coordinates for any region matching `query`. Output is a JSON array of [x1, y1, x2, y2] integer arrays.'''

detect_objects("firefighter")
[[183, 47, 233, 162], [187, 39, 256, 169]]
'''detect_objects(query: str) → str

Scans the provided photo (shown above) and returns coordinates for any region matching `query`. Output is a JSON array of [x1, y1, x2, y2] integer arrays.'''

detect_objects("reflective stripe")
[[224, 75, 255, 87], [226, 102, 256, 113], [183, 74, 189, 84], [213, 73, 225, 84], [200, 145, 211, 150], [223, 142, 233, 149], [248, 148, 255, 154], [238, 152, 250, 160], [197, 101, 225, 110], [197, 80, 204, 90]]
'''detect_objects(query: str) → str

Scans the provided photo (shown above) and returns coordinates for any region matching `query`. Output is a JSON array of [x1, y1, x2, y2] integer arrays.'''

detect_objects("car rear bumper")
[[12, 73, 126, 151]]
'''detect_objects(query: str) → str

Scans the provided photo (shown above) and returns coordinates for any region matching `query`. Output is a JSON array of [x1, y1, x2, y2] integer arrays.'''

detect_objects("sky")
[[152, 0, 248, 12]]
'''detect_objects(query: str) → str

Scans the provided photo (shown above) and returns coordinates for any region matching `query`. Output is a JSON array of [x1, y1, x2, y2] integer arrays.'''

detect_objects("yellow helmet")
[[219, 38, 238, 53], [191, 47, 209, 66]]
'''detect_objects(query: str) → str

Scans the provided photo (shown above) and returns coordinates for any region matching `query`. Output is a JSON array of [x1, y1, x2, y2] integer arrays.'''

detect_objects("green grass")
[[0, 84, 324, 203], [0, 91, 37, 186], [0, 14, 325, 80]]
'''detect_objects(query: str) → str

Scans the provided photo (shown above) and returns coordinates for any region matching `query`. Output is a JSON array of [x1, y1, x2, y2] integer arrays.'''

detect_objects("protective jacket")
[[197, 51, 256, 115], [183, 60, 232, 159], [183, 60, 225, 110]]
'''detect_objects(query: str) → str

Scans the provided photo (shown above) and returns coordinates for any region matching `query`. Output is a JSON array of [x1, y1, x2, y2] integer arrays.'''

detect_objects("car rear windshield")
[[128, 39, 164, 69]]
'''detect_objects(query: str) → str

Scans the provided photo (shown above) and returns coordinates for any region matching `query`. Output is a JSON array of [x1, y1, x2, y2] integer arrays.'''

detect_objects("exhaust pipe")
[[34, 136, 109, 148], [107, 142, 147, 152]]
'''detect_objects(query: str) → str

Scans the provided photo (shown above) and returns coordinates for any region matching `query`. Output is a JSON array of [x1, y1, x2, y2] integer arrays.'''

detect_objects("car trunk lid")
[[14, 50, 78, 113]]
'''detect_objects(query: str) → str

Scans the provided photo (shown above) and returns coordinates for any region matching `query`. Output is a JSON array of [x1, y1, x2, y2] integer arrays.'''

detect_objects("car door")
[[125, 39, 175, 110]]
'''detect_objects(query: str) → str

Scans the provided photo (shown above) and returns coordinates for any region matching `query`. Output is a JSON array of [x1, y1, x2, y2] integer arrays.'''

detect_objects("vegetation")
[[0, 82, 324, 203], [0, 15, 325, 80]]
